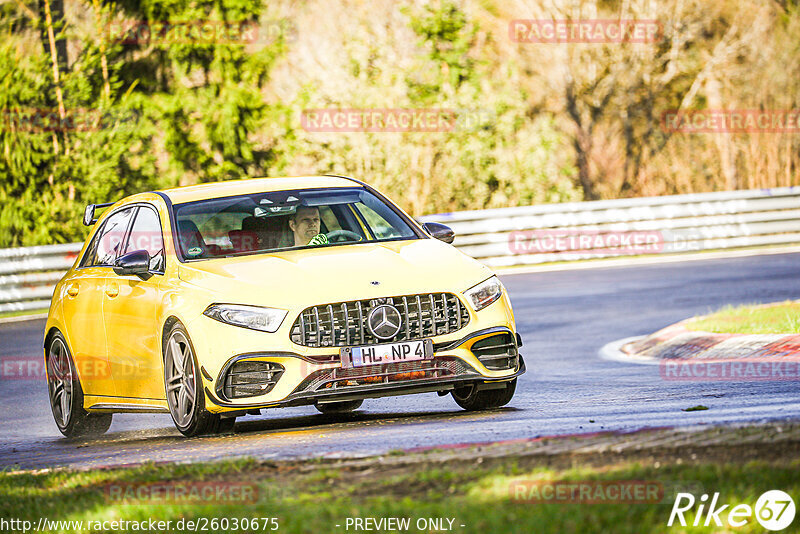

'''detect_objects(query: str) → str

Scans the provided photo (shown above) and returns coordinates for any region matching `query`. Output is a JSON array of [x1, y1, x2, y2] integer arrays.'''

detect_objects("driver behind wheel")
[[288, 205, 327, 246]]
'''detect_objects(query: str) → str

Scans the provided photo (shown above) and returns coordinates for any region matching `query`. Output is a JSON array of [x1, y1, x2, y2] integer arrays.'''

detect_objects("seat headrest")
[[229, 230, 260, 252], [241, 216, 266, 232], [177, 220, 204, 252]]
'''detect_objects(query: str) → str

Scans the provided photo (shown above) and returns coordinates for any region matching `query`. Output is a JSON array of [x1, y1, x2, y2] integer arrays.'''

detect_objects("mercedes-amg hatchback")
[[44, 175, 524, 437]]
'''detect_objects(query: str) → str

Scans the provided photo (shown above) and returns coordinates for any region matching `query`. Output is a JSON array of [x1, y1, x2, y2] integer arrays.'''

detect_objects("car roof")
[[156, 176, 361, 204]]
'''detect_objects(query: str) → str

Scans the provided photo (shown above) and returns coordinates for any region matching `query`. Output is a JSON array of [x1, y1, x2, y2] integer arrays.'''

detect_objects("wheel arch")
[[43, 326, 61, 352], [161, 315, 183, 361]]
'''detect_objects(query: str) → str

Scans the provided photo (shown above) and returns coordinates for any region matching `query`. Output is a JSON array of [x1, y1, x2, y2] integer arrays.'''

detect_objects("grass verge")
[[2, 427, 799, 533], [0, 308, 48, 320], [685, 300, 800, 334]]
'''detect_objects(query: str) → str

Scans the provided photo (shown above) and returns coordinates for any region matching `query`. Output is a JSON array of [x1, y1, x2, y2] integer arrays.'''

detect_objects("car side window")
[[354, 203, 404, 239], [81, 207, 135, 267], [319, 206, 342, 232], [124, 206, 165, 272]]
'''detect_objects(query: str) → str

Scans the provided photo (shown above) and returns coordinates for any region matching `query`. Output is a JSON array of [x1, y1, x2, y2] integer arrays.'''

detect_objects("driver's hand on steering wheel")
[[308, 233, 329, 246], [326, 229, 363, 242]]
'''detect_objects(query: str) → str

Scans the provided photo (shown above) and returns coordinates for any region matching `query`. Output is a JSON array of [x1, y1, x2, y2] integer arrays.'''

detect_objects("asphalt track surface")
[[2, 252, 800, 470]]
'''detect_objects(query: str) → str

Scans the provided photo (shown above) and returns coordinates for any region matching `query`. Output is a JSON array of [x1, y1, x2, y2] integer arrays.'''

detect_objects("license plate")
[[341, 339, 433, 368]]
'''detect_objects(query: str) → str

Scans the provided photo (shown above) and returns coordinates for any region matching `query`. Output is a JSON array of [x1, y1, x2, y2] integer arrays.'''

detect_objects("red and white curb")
[[619, 323, 800, 361], [600, 323, 800, 380]]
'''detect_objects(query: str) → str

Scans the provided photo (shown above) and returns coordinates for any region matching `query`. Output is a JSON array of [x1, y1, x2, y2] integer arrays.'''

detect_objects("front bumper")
[[187, 292, 521, 413], [206, 354, 525, 410], [203, 324, 524, 412]]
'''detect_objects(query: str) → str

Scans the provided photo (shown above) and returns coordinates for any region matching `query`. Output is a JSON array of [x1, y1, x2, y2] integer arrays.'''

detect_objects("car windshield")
[[173, 187, 420, 260]]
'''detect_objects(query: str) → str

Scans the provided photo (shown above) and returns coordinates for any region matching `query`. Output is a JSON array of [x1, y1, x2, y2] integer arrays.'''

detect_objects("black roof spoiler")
[[83, 202, 116, 226]]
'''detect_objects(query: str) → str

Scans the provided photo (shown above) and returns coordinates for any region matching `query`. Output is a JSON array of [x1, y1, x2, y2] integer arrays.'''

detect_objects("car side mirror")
[[422, 222, 455, 244], [113, 249, 152, 278]]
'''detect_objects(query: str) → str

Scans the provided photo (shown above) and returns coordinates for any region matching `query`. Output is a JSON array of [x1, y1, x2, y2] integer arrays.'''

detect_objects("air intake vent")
[[471, 333, 518, 371], [222, 360, 284, 399]]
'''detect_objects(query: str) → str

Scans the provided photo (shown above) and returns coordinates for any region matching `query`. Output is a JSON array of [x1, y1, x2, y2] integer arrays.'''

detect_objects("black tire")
[[451, 379, 517, 411], [315, 400, 363, 414], [217, 417, 237, 433], [163, 322, 229, 437], [46, 332, 113, 438]]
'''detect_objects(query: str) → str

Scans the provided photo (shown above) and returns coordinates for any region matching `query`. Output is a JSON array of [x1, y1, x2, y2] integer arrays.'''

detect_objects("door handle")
[[105, 283, 119, 298], [66, 283, 79, 297]]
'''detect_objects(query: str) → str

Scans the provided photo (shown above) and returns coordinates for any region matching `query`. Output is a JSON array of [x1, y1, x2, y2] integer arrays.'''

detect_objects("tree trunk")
[[40, 0, 69, 156], [91, 0, 111, 99], [705, 77, 737, 190]]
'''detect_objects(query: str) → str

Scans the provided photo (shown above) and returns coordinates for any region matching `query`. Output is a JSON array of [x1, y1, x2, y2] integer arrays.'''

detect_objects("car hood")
[[177, 238, 493, 309]]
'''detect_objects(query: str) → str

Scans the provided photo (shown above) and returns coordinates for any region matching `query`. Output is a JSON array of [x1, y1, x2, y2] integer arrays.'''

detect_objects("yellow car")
[[44, 175, 525, 437]]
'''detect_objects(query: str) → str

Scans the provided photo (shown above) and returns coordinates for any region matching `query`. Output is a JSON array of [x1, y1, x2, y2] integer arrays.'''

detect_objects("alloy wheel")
[[47, 337, 73, 428], [165, 330, 197, 429]]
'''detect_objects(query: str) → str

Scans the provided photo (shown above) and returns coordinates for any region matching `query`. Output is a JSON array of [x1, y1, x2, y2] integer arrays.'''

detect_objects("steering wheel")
[[326, 230, 363, 243]]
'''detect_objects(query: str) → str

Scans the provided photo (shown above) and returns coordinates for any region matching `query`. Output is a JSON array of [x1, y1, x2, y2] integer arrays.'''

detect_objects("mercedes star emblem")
[[367, 304, 402, 339]]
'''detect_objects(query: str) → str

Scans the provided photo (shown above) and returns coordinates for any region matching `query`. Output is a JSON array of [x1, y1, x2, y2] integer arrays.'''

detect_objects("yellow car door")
[[63, 206, 136, 397], [103, 204, 166, 400]]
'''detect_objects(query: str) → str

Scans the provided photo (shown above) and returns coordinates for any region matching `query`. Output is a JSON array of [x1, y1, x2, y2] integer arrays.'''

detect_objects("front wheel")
[[451, 379, 516, 411], [46, 332, 112, 438], [164, 323, 232, 437]]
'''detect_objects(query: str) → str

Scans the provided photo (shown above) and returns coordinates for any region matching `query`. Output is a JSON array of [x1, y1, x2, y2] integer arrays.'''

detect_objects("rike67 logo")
[[668, 490, 795, 531]]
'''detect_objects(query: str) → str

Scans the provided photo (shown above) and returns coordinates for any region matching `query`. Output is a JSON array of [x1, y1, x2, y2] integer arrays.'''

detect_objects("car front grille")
[[290, 293, 470, 348]]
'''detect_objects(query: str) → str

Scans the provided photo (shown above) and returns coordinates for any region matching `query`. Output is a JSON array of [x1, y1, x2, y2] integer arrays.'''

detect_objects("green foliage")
[[405, 0, 477, 99], [3, 0, 796, 247], [0, 0, 286, 246]]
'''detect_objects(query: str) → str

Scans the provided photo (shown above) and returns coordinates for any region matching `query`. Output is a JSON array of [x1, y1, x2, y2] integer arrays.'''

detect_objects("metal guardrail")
[[0, 243, 82, 313], [1, 187, 799, 314], [418, 186, 800, 267]]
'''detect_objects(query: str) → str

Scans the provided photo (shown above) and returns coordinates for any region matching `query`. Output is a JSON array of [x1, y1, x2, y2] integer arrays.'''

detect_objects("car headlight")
[[203, 304, 288, 333], [463, 275, 503, 311]]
